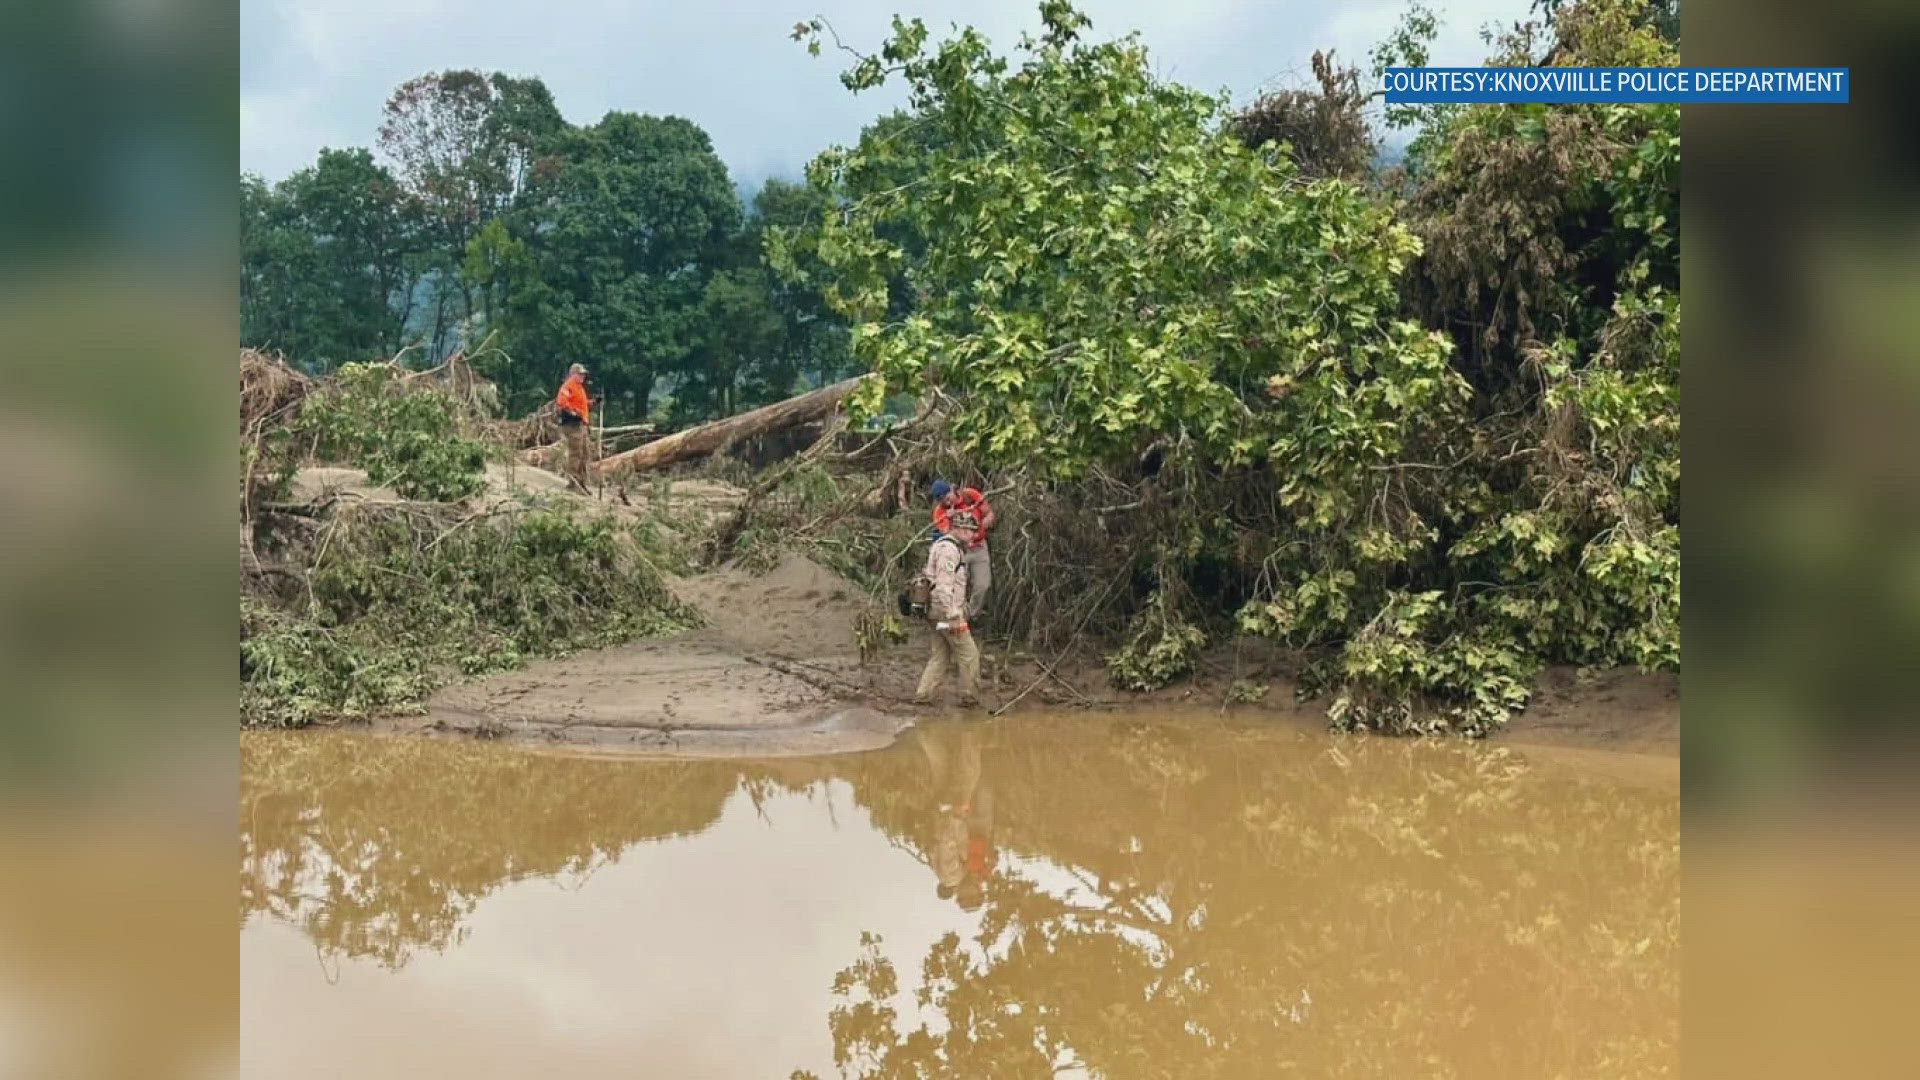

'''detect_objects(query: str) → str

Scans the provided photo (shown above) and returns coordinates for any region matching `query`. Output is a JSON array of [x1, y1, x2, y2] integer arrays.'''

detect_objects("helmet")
[[929, 479, 954, 501]]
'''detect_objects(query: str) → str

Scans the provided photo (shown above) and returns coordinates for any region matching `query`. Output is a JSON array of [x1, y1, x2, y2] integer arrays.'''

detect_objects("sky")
[[241, 0, 1531, 195]]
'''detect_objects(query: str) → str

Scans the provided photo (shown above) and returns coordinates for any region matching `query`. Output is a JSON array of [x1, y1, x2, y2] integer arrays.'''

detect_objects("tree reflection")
[[240, 733, 739, 968], [799, 721, 1679, 1079]]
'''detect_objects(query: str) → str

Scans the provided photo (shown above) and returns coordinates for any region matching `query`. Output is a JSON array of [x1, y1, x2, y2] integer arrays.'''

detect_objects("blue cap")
[[929, 479, 954, 501]]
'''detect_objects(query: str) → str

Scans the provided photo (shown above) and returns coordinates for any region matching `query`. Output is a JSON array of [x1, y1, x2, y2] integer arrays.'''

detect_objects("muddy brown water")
[[241, 714, 1678, 1078]]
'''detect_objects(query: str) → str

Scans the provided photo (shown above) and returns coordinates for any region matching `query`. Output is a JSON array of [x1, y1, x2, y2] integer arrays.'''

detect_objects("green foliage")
[[241, 149, 427, 365], [476, 111, 743, 420], [1327, 0, 1681, 731], [1368, 1, 1449, 134], [790, 5, 1459, 482], [241, 598, 436, 727], [1224, 678, 1271, 705], [672, 266, 790, 422], [242, 506, 695, 727], [1322, 591, 1536, 737], [1106, 590, 1208, 692], [751, 177, 860, 391], [285, 362, 490, 501], [790, 0, 1679, 734]]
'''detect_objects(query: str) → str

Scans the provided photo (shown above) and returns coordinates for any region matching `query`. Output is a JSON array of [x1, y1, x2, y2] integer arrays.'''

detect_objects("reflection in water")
[[241, 718, 1678, 1079], [240, 734, 739, 969], [912, 724, 996, 912]]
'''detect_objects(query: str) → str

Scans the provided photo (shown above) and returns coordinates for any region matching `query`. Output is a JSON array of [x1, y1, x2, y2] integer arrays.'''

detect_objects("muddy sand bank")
[[389, 549, 1677, 767]]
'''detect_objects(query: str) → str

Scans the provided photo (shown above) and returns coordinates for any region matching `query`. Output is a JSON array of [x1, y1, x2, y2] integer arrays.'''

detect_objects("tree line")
[[240, 71, 857, 425]]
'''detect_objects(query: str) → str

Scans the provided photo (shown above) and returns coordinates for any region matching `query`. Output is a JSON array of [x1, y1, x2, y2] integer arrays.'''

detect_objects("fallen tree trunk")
[[519, 424, 660, 471], [595, 375, 873, 479]]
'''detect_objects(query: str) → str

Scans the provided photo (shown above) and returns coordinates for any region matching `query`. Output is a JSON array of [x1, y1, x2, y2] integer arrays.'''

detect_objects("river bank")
[[377, 544, 1678, 768]]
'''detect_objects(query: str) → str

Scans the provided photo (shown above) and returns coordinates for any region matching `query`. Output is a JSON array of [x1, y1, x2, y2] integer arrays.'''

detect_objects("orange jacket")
[[556, 375, 590, 423]]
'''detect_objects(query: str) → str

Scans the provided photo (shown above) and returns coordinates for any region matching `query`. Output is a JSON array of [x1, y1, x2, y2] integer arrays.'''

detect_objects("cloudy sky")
[[242, 0, 1528, 192]]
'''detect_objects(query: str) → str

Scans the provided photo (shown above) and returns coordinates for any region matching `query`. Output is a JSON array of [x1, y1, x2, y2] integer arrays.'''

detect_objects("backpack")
[[900, 535, 966, 617]]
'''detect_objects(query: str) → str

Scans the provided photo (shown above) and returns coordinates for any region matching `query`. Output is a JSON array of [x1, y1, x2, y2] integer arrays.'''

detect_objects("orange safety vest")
[[556, 375, 590, 424], [932, 487, 991, 545]]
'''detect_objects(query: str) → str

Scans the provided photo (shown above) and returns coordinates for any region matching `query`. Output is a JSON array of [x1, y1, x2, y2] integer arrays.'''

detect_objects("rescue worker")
[[914, 509, 982, 708], [555, 363, 593, 492], [929, 479, 995, 619], [917, 721, 996, 912]]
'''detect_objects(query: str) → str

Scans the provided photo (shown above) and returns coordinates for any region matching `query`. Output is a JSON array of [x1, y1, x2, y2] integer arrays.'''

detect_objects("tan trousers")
[[561, 423, 592, 489], [962, 542, 991, 618], [916, 625, 981, 704]]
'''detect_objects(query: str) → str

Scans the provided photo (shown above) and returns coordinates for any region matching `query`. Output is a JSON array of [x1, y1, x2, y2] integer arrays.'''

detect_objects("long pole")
[[594, 394, 606, 501]]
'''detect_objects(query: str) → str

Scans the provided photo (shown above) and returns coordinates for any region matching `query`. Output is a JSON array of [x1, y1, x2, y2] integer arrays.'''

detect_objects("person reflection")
[[912, 721, 996, 911]]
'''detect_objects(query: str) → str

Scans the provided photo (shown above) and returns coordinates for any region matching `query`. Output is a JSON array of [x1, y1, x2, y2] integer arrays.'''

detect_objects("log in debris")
[[595, 374, 873, 479], [518, 424, 658, 471]]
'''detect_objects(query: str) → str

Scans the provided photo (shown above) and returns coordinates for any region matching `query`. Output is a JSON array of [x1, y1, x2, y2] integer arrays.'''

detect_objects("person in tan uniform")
[[554, 362, 593, 492], [916, 722, 996, 912], [913, 509, 983, 707]]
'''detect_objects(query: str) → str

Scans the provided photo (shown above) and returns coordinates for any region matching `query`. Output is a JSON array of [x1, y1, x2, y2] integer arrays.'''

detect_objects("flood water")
[[241, 715, 1678, 1078]]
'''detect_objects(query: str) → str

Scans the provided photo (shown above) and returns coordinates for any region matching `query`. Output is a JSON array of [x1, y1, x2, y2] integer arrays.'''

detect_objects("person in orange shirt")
[[929, 479, 995, 619], [555, 363, 593, 492]]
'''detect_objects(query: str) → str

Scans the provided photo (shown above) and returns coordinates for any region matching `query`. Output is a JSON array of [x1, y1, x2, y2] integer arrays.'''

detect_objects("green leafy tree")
[[672, 266, 789, 421], [787, 0, 1678, 734], [482, 111, 742, 420], [240, 150, 426, 367], [751, 177, 858, 389], [378, 70, 567, 355], [240, 171, 304, 351], [785, 1, 1461, 714], [786, 3, 1456, 478]]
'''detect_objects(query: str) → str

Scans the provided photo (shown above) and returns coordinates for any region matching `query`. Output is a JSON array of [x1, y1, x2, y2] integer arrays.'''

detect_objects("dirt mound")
[[286, 463, 744, 519], [670, 553, 869, 658], [288, 462, 577, 508], [635, 477, 746, 528], [483, 460, 572, 495], [418, 551, 892, 752], [288, 466, 400, 504]]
